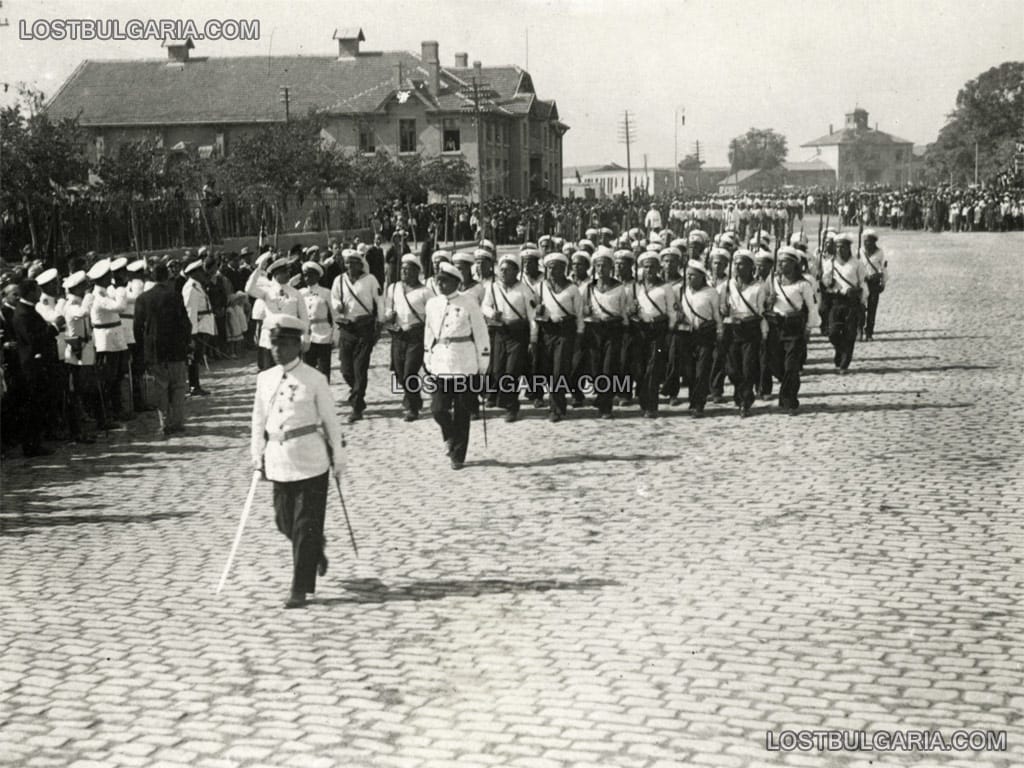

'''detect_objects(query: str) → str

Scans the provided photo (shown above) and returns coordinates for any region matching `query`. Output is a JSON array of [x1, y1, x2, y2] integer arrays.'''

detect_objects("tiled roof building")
[[47, 29, 569, 200], [800, 108, 913, 187]]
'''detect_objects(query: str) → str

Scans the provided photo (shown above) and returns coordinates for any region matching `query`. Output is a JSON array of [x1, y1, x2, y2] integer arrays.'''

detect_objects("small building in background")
[[801, 108, 914, 188]]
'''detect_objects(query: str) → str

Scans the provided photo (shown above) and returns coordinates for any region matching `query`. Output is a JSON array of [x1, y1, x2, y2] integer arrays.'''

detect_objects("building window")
[[359, 126, 375, 154], [442, 119, 460, 152], [399, 119, 417, 153]]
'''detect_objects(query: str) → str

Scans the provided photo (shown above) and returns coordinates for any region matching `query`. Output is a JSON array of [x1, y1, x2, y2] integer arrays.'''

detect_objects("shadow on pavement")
[[317, 576, 620, 605], [804, 364, 995, 376], [0, 508, 201, 537], [467, 453, 673, 468], [795, 401, 971, 416]]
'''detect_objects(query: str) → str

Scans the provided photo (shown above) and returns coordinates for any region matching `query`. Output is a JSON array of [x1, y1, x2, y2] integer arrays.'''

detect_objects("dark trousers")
[[96, 350, 126, 417], [431, 378, 474, 462], [758, 336, 774, 397], [569, 327, 590, 405], [819, 290, 833, 335], [187, 335, 203, 389], [636, 322, 668, 413], [585, 322, 622, 414], [619, 325, 642, 399], [767, 326, 807, 408], [538, 320, 575, 415], [681, 325, 716, 411], [129, 343, 145, 411], [710, 326, 732, 397], [66, 364, 95, 439], [492, 324, 529, 413], [828, 298, 861, 370], [662, 329, 688, 399], [18, 368, 49, 451], [865, 279, 883, 338], [272, 471, 329, 595], [484, 327, 498, 406], [728, 320, 761, 410], [390, 325, 425, 414], [304, 342, 333, 382], [338, 320, 376, 413]]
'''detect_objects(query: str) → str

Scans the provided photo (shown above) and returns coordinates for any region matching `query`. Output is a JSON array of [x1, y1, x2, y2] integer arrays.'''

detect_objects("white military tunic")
[[182, 277, 217, 337], [62, 294, 96, 366], [423, 291, 490, 376], [250, 358, 344, 483], [246, 271, 309, 348], [300, 285, 333, 345], [90, 285, 128, 353]]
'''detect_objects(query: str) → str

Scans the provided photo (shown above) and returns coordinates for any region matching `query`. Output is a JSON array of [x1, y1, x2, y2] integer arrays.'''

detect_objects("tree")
[[0, 87, 88, 260], [96, 139, 166, 253], [677, 153, 704, 171], [924, 61, 1024, 184], [728, 128, 788, 171]]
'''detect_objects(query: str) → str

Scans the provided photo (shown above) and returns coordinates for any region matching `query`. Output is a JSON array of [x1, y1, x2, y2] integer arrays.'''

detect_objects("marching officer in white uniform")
[[251, 314, 346, 609], [246, 255, 310, 372], [182, 259, 217, 395], [299, 261, 334, 381]]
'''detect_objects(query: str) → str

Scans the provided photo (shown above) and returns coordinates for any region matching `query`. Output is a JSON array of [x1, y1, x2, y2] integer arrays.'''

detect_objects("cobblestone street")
[[2, 230, 1022, 768]]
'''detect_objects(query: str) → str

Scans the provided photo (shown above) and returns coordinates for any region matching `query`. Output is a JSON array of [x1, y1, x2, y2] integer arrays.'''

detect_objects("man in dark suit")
[[11, 279, 62, 457], [134, 263, 193, 436]]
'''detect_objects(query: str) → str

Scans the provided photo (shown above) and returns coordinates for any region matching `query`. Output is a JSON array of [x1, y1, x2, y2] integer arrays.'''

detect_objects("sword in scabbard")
[[324, 432, 359, 556], [217, 470, 261, 594]]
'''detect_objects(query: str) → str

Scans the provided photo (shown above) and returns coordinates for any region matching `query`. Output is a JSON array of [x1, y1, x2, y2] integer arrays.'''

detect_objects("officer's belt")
[[438, 335, 472, 344], [197, 310, 214, 316], [265, 424, 321, 443], [119, 314, 134, 319], [93, 322, 121, 329]]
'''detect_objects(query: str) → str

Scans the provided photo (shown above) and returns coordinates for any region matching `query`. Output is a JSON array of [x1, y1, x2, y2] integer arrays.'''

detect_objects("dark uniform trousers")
[[492, 322, 530, 414], [636, 320, 668, 413], [18, 362, 56, 451], [272, 471, 329, 595], [303, 342, 333, 382], [728, 318, 762, 410], [584, 322, 622, 415], [619, 323, 642, 399], [865, 275, 883, 338], [569, 326, 591, 406], [537, 318, 576, 416], [662, 329, 689, 399], [758, 334, 774, 397], [188, 334, 208, 389], [828, 294, 861, 370], [95, 350, 127, 419], [766, 316, 808, 409], [681, 323, 716, 411], [710, 325, 733, 398], [819, 289, 833, 335], [390, 324, 425, 414], [430, 376, 474, 463], [338, 317, 376, 413], [129, 342, 145, 411]]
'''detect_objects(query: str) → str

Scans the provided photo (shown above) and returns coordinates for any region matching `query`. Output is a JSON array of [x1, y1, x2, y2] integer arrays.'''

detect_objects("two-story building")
[[45, 29, 568, 201], [801, 108, 914, 188]]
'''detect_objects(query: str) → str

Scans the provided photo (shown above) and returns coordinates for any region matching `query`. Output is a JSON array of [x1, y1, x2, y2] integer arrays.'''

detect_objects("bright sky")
[[2, 0, 1022, 168]]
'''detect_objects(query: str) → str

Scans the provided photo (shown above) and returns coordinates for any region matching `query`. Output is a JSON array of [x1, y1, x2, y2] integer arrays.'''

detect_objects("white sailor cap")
[[473, 248, 494, 261], [520, 241, 539, 251], [86, 259, 111, 281], [184, 258, 206, 276], [478, 239, 496, 254], [709, 247, 731, 262], [356, 243, 369, 254], [585, 228, 599, 238], [720, 233, 739, 248], [561, 243, 575, 255], [63, 270, 88, 290], [431, 249, 453, 264], [777, 246, 802, 263], [863, 229, 878, 240], [543, 252, 569, 268], [109, 257, 129, 273], [197, 246, 209, 257], [577, 238, 595, 252], [266, 313, 306, 338], [498, 252, 521, 269], [301, 261, 323, 276], [834, 232, 854, 244], [436, 263, 462, 281], [127, 259, 147, 273], [304, 245, 320, 255], [520, 248, 542, 260], [341, 248, 361, 261], [401, 253, 421, 267], [571, 250, 592, 263], [789, 232, 808, 247], [267, 257, 290, 275], [733, 249, 755, 264], [753, 249, 775, 263], [659, 247, 683, 259], [670, 238, 688, 250], [36, 268, 59, 286], [452, 251, 475, 265], [648, 236, 664, 248], [638, 251, 660, 264], [645, 242, 661, 253], [685, 259, 710, 278], [613, 249, 634, 261], [538, 235, 552, 244], [288, 274, 304, 288], [600, 227, 614, 236], [688, 230, 709, 244], [591, 246, 614, 264]]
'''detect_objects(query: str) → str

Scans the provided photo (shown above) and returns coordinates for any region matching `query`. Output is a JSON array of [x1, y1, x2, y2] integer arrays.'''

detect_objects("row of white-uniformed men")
[[236, 225, 884, 353], [33, 256, 218, 366]]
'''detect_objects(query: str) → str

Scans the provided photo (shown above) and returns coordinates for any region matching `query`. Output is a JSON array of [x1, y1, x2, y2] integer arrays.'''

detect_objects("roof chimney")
[[473, 60, 482, 72], [162, 37, 194, 63], [455, 52, 468, 68], [421, 41, 440, 97], [393, 62, 405, 90], [333, 27, 365, 60], [829, 123, 834, 135]]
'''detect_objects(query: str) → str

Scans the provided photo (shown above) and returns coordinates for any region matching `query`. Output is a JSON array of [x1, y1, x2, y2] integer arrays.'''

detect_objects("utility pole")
[[279, 86, 291, 123], [674, 107, 685, 192], [693, 140, 703, 193], [460, 75, 495, 204], [643, 153, 648, 196], [618, 111, 634, 201]]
